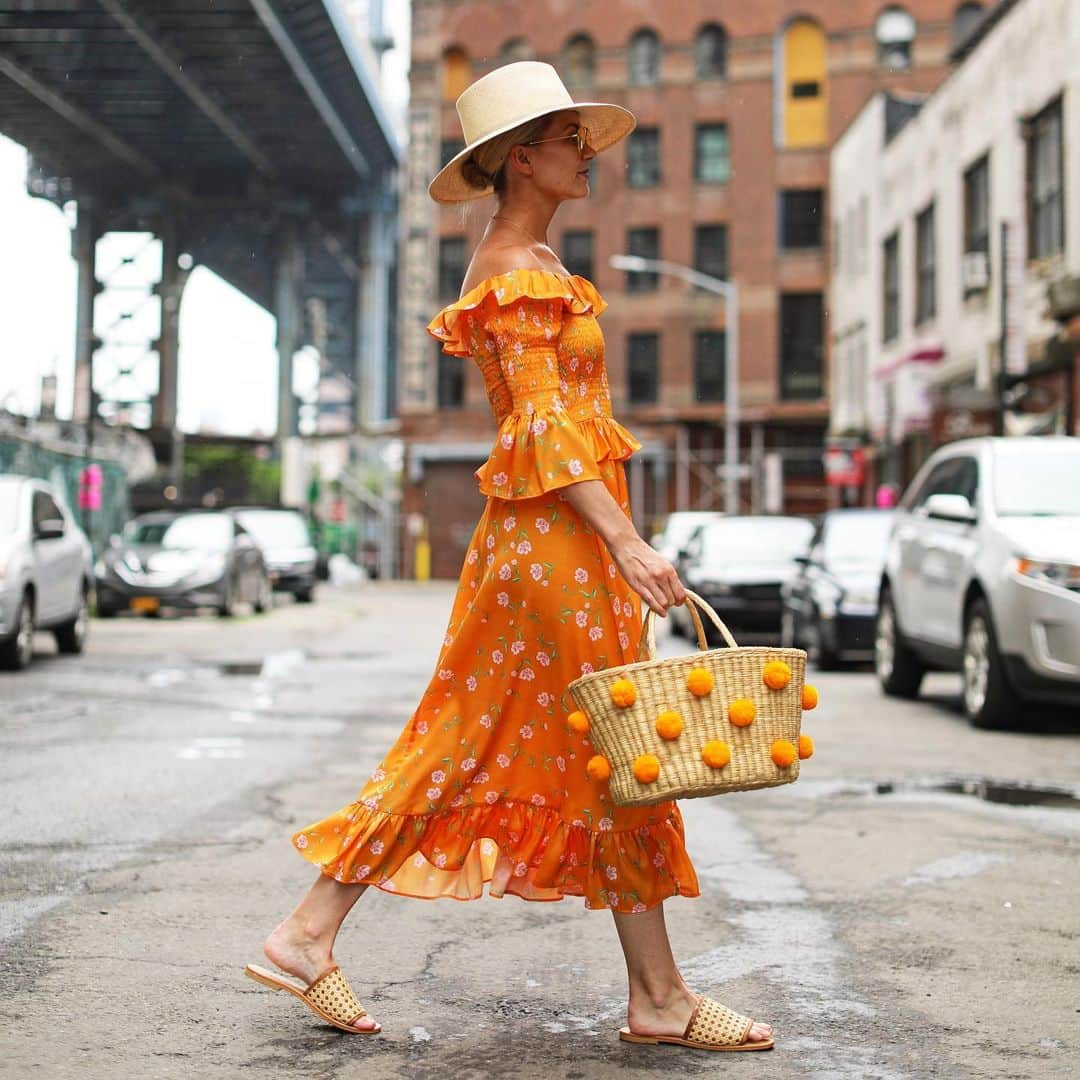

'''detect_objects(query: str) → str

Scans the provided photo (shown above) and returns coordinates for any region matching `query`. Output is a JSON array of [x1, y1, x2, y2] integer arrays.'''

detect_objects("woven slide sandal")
[[244, 963, 381, 1034], [619, 994, 774, 1052]]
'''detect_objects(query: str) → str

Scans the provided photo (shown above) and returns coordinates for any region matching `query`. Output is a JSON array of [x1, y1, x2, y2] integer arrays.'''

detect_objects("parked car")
[[94, 510, 272, 618], [227, 506, 317, 602], [650, 511, 724, 564], [0, 475, 93, 670], [876, 436, 1080, 728], [671, 515, 815, 641], [781, 508, 896, 668]]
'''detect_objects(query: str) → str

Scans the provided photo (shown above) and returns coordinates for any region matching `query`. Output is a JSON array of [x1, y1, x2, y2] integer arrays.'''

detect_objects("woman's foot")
[[263, 917, 379, 1032], [626, 988, 771, 1045]]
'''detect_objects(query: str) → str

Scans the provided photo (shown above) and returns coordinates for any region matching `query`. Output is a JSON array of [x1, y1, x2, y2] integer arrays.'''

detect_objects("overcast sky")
[[0, 1, 410, 436]]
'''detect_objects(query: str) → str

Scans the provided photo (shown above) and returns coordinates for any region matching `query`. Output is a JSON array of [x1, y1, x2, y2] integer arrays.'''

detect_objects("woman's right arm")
[[560, 479, 685, 617]]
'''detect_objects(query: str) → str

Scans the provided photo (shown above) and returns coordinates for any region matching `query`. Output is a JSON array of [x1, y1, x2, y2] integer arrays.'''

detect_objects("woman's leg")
[[263, 874, 378, 1031], [611, 903, 771, 1043]]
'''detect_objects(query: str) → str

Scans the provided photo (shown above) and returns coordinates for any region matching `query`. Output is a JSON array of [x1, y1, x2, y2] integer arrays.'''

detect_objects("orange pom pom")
[[798, 734, 815, 760], [632, 754, 661, 783], [701, 740, 731, 769], [801, 684, 819, 711], [686, 667, 715, 697], [586, 754, 611, 781], [770, 739, 797, 768], [728, 698, 756, 727], [609, 678, 637, 708], [655, 710, 683, 740], [763, 660, 792, 690], [567, 710, 590, 734]]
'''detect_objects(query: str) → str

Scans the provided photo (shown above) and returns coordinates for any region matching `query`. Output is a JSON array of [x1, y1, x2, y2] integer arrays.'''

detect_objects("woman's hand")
[[609, 534, 686, 617]]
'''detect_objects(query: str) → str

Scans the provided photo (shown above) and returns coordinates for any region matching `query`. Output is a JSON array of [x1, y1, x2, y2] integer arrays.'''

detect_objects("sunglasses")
[[524, 126, 591, 154]]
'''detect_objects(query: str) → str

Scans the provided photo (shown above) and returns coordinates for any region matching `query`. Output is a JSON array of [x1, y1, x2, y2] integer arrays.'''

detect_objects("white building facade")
[[830, 0, 1079, 493]]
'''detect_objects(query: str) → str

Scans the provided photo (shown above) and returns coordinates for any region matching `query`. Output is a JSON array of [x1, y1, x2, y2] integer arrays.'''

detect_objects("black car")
[[227, 507, 318, 602], [672, 515, 815, 642], [780, 508, 896, 668], [95, 511, 272, 618]]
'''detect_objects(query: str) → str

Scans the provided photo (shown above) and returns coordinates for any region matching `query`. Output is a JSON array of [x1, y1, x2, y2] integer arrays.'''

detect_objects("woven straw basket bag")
[[567, 589, 809, 807]]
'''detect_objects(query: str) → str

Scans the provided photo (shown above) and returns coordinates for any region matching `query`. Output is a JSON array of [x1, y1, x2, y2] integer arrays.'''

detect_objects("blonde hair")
[[460, 114, 553, 195]]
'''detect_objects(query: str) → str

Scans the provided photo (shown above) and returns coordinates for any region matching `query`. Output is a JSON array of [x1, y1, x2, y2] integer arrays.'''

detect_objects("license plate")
[[130, 596, 160, 614]]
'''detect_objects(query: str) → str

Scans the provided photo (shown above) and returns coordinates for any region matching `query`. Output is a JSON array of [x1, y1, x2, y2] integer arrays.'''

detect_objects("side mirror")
[[923, 493, 976, 523], [793, 554, 810, 567], [34, 518, 65, 541]]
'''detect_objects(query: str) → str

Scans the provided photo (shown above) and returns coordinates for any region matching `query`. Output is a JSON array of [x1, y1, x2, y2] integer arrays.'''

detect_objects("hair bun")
[[461, 156, 492, 190]]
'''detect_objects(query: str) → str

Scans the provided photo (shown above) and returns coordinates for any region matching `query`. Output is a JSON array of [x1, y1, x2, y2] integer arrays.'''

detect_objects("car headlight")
[[699, 580, 732, 595], [1015, 557, 1080, 591], [841, 589, 878, 609], [93, 558, 107, 577]]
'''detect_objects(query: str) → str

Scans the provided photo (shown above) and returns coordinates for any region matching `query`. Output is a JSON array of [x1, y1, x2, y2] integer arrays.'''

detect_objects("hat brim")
[[428, 102, 636, 204]]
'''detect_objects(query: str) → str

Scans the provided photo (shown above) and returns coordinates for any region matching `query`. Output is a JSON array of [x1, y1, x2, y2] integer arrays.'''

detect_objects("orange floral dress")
[[292, 270, 700, 913]]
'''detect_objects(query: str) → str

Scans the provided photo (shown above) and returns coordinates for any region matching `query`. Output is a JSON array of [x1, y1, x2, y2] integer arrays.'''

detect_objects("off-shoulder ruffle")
[[293, 796, 699, 912], [426, 269, 607, 357], [474, 408, 641, 500]]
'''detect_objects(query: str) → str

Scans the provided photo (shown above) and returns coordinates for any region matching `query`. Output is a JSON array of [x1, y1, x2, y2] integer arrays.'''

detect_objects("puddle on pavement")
[[874, 778, 1080, 809]]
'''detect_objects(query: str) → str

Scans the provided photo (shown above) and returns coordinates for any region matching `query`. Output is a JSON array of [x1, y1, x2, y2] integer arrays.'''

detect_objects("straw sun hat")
[[428, 61, 636, 204]]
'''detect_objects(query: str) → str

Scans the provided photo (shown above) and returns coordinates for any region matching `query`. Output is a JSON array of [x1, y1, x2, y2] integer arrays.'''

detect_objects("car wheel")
[[962, 597, 1020, 730], [54, 585, 90, 654], [254, 573, 272, 614], [294, 586, 314, 604], [875, 588, 924, 698], [0, 592, 35, 671], [807, 614, 841, 671], [217, 578, 236, 618]]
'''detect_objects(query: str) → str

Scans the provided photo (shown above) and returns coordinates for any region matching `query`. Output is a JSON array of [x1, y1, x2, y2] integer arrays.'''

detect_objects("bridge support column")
[[71, 207, 101, 426], [357, 189, 393, 427], [152, 209, 185, 432], [274, 219, 303, 501]]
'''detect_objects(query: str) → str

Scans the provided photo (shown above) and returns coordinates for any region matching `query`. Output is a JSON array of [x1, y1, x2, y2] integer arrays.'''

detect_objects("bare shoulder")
[[460, 240, 562, 296]]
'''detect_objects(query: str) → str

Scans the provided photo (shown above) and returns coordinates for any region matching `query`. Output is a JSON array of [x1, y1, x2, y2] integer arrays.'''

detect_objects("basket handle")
[[638, 588, 739, 660]]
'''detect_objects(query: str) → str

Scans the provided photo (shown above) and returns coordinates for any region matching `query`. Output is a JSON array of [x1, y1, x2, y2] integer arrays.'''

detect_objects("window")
[[562, 230, 593, 281], [694, 224, 728, 283], [694, 124, 729, 184], [627, 128, 660, 187], [627, 333, 659, 404], [915, 203, 936, 324], [875, 7, 916, 71], [563, 33, 595, 88], [440, 138, 465, 167], [626, 228, 659, 291], [963, 154, 990, 254], [779, 293, 824, 400], [437, 236, 466, 301], [694, 330, 726, 402], [436, 346, 465, 409], [780, 19, 827, 148], [882, 232, 900, 342], [442, 46, 470, 102], [32, 490, 63, 530], [779, 189, 823, 249], [905, 455, 978, 510], [500, 37, 533, 62], [1026, 97, 1064, 260], [694, 23, 727, 78], [628, 28, 661, 86], [952, 2, 984, 49]]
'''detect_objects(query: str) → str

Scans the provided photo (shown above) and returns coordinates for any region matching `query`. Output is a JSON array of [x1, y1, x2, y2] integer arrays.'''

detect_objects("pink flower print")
[[632, 902, 647, 914], [622, 599, 634, 618], [589, 626, 604, 641], [530, 417, 548, 437], [496, 754, 511, 768], [535, 517, 551, 534], [510, 640, 526, 655], [486, 534, 495, 549], [485, 790, 499, 804], [568, 459, 584, 477], [426, 787, 442, 800], [514, 861, 528, 878], [354, 864, 371, 881], [486, 553, 495, 567], [370, 839, 385, 855], [449, 793, 465, 808], [497, 592, 510, 607], [575, 611, 588, 628], [598, 817, 614, 831], [536, 691, 551, 707], [586, 361, 594, 375], [556, 755, 566, 772], [438, 668, 453, 681], [619, 631, 630, 650], [412, 853, 426, 868], [530, 563, 544, 581], [461, 757, 477, 772], [608, 891, 621, 907], [518, 667, 535, 681], [608, 564, 617, 578], [605, 865, 618, 881], [517, 540, 532, 555], [466, 675, 478, 692], [479, 713, 494, 728], [574, 568, 588, 584], [434, 852, 448, 868], [536, 651, 551, 667], [653, 852, 666, 867], [416, 720, 429, 735], [500, 432, 514, 450], [361, 796, 380, 811], [430, 770, 447, 784], [492, 649, 504, 664], [474, 769, 490, 784], [492, 471, 508, 487], [498, 563, 512, 581], [580, 662, 594, 675], [578, 380, 587, 398], [519, 724, 534, 740], [531, 793, 546, 806], [368, 767, 386, 783], [295, 833, 309, 850], [568, 357, 579, 372]]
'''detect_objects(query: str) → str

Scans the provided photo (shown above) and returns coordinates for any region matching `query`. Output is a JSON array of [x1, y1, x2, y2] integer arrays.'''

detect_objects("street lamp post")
[[609, 255, 740, 514]]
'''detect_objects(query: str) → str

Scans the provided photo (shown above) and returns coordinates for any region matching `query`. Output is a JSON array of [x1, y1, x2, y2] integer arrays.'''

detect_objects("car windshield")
[[0, 484, 19, 535], [235, 511, 309, 547], [125, 515, 231, 550], [993, 443, 1080, 516], [666, 514, 720, 550], [823, 513, 895, 566], [700, 518, 814, 561]]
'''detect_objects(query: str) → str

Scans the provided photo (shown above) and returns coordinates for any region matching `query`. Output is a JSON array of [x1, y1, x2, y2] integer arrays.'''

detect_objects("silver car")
[[0, 475, 94, 670], [876, 436, 1080, 728]]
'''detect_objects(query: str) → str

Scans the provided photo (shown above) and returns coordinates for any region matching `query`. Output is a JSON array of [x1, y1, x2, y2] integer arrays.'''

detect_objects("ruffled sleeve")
[[426, 272, 639, 501]]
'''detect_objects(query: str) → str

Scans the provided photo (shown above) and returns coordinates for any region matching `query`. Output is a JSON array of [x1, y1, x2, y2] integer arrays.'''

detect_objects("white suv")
[[875, 437, 1080, 728]]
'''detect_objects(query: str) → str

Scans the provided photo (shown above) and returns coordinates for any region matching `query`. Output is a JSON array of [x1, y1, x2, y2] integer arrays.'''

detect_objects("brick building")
[[399, 0, 982, 578]]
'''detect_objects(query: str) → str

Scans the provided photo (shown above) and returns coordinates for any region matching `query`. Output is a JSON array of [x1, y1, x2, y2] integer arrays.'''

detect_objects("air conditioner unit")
[[961, 251, 989, 291]]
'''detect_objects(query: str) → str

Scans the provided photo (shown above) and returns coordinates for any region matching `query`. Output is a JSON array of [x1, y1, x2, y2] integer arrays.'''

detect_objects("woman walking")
[[246, 61, 773, 1054]]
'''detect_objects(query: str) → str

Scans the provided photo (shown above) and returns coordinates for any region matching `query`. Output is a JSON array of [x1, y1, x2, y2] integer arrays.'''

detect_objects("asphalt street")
[[1, 581, 1078, 1079]]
